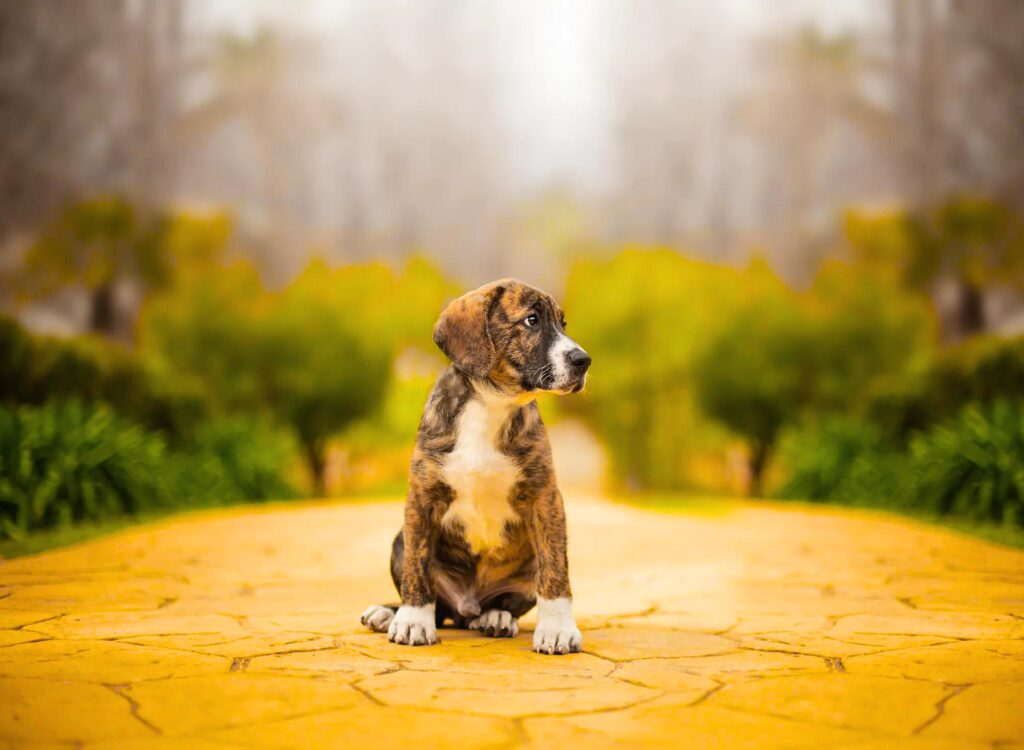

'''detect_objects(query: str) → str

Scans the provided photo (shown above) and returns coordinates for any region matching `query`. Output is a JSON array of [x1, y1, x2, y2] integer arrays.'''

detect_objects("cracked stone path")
[[1, 495, 1022, 749]]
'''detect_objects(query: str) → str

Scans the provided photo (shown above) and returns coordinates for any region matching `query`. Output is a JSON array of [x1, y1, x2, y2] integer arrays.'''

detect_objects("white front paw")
[[533, 621, 582, 654], [533, 596, 581, 655], [387, 604, 438, 646]]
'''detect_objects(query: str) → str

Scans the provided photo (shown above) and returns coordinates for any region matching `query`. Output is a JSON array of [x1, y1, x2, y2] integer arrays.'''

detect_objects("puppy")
[[360, 279, 591, 654]]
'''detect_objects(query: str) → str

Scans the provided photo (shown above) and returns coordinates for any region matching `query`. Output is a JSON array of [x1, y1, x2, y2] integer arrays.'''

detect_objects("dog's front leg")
[[388, 496, 439, 646], [530, 488, 582, 655]]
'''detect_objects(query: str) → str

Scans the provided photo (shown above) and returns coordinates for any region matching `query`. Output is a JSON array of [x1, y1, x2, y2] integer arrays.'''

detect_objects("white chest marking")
[[442, 396, 521, 553]]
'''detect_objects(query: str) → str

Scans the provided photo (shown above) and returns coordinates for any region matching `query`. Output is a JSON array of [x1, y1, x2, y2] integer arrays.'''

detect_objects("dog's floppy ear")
[[433, 284, 503, 378]]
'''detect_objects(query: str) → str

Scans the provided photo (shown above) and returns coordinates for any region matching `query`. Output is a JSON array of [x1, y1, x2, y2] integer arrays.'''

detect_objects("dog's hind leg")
[[364, 529, 455, 631], [360, 604, 397, 632], [359, 530, 406, 633], [468, 591, 536, 638]]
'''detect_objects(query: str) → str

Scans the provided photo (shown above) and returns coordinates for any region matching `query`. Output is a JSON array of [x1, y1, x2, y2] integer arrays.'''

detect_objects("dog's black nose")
[[567, 348, 591, 371]]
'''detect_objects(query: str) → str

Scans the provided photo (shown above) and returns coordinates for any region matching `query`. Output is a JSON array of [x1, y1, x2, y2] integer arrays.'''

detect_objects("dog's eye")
[[524, 314, 538, 328], [561, 318, 567, 329]]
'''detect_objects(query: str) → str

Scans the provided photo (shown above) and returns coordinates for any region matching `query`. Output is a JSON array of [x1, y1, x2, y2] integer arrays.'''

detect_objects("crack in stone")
[[106, 683, 162, 736], [350, 672, 668, 722], [349, 681, 388, 706], [512, 690, 667, 721], [11, 614, 63, 631], [507, 717, 529, 749], [607, 666, 657, 690], [823, 657, 845, 673], [716, 700, 898, 736], [687, 681, 725, 707], [595, 605, 660, 623], [217, 613, 252, 628], [912, 684, 968, 735], [0, 636, 53, 649]]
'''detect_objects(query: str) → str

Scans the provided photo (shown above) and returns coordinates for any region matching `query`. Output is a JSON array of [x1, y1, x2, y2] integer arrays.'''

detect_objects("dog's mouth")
[[522, 362, 588, 394], [532, 374, 587, 395]]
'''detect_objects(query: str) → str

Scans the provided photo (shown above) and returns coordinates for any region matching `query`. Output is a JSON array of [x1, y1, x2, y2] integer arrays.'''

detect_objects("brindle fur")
[[382, 279, 579, 631]]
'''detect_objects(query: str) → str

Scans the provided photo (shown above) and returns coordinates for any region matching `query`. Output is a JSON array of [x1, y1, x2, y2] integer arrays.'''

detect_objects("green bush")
[[0, 316, 209, 439], [0, 400, 169, 538], [0, 401, 298, 540], [867, 335, 1024, 442], [777, 417, 888, 502], [779, 400, 1024, 528], [908, 400, 1024, 525], [172, 416, 297, 504]]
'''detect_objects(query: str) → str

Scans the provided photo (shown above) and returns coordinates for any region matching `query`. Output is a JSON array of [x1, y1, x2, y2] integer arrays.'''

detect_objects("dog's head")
[[433, 279, 591, 394]]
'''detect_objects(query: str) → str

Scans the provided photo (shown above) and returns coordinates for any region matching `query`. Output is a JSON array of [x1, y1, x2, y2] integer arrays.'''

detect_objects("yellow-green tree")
[[565, 247, 933, 495], [692, 261, 934, 496], [691, 277, 810, 497], [141, 257, 453, 495], [563, 249, 752, 490], [846, 196, 1024, 337], [21, 197, 230, 335]]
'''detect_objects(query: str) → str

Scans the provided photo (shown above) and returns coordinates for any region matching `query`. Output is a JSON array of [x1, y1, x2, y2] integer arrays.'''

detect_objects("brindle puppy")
[[360, 279, 591, 654]]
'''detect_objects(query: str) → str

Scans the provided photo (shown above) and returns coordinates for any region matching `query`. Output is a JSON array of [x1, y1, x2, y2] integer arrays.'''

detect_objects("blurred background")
[[2, 0, 1023, 551]]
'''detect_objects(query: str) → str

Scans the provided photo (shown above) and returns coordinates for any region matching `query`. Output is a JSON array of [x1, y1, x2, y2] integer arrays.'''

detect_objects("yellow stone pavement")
[[1, 495, 1022, 749]]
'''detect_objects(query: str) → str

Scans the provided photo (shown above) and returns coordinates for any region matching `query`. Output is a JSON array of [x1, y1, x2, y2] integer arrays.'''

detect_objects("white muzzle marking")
[[549, 333, 584, 391]]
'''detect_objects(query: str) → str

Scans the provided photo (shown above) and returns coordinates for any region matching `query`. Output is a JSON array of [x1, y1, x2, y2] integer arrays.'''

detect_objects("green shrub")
[[172, 416, 297, 504], [777, 417, 888, 502], [779, 400, 1024, 528], [0, 400, 170, 538], [867, 335, 1024, 443], [908, 400, 1024, 526], [0, 316, 209, 439], [0, 402, 298, 540]]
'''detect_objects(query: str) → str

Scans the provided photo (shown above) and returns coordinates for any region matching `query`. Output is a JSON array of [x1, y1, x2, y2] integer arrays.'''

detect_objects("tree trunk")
[[89, 282, 116, 335], [748, 440, 772, 498], [957, 281, 985, 337], [304, 439, 326, 498]]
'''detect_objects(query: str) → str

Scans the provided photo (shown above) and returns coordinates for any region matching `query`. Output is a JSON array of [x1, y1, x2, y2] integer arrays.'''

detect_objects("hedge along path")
[[0, 495, 1021, 749]]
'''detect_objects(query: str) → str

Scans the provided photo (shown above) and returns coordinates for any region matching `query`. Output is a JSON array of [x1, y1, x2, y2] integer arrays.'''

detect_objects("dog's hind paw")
[[468, 609, 519, 638], [360, 605, 395, 633]]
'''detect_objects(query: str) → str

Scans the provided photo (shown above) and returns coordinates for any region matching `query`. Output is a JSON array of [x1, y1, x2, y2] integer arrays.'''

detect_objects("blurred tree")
[[889, 0, 1024, 212], [141, 257, 450, 495], [740, 26, 894, 275], [179, 28, 341, 277], [926, 197, 1024, 335], [266, 262, 395, 493], [691, 277, 811, 496], [692, 258, 933, 496], [0, 1, 184, 239], [847, 196, 1024, 337], [564, 249, 751, 490], [19, 197, 230, 336]]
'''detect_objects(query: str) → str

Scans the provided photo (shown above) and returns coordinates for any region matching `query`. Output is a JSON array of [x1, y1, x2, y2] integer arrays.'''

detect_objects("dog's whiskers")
[[526, 363, 555, 387]]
